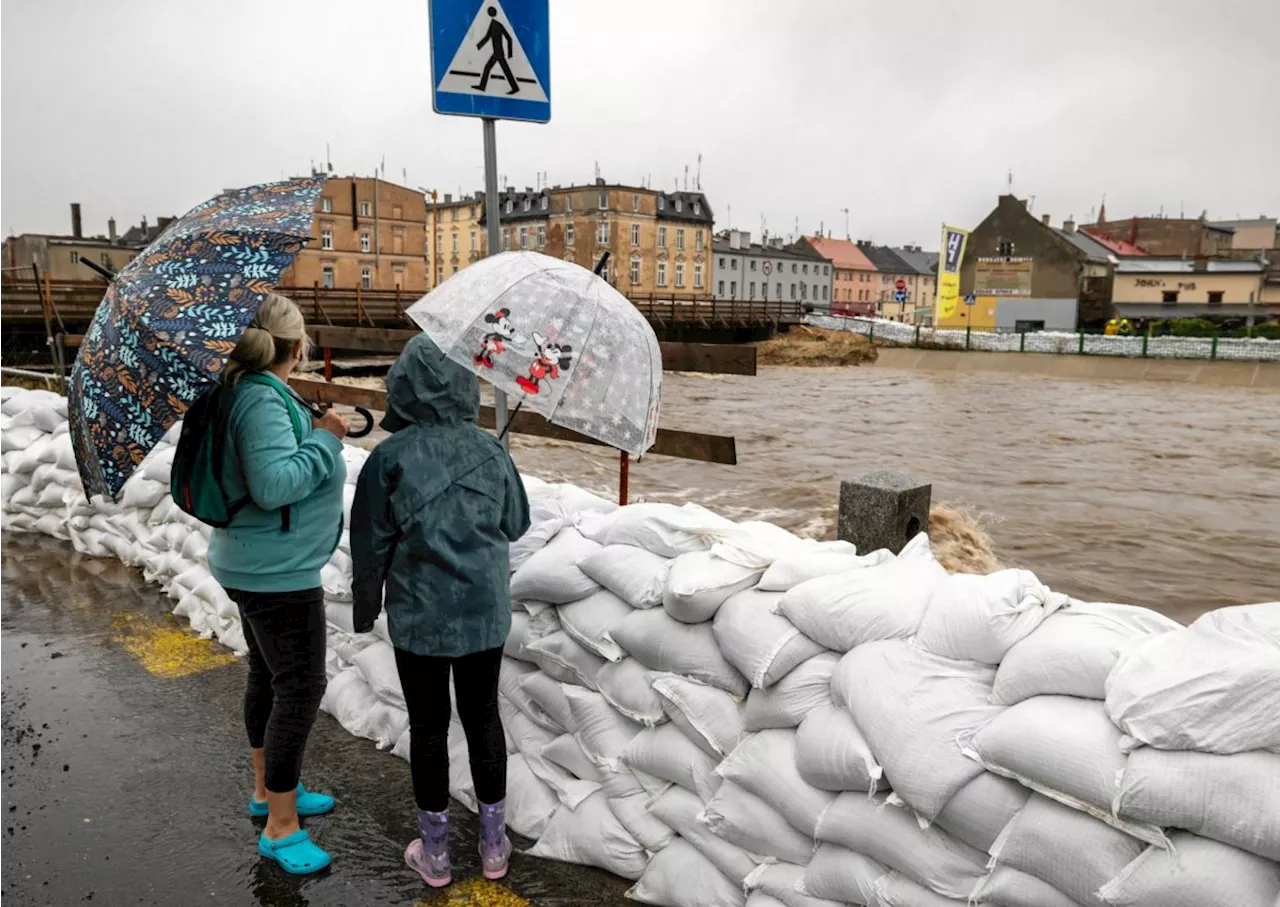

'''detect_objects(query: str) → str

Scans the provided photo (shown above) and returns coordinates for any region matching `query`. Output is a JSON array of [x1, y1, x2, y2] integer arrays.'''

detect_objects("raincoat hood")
[[381, 334, 480, 432]]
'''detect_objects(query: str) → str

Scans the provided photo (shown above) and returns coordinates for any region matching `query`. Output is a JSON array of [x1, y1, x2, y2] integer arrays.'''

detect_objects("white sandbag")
[[2, 389, 65, 418], [932, 772, 1029, 854], [341, 444, 368, 483], [140, 445, 176, 484], [579, 544, 670, 609], [663, 550, 762, 623], [510, 516, 564, 572], [596, 658, 666, 725], [35, 481, 69, 509], [777, 547, 947, 652], [652, 673, 744, 758], [713, 588, 827, 690], [1105, 602, 1280, 755], [1, 472, 29, 508], [915, 569, 1068, 665], [523, 631, 607, 690], [319, 668, 408, 750], [962, 694, 1163, 845], [794, 704, 886, 793], [561, 686, 643, 768], [341, 483, 356, 526], [1113, 747, 1280, 861], [814, 793, 987, 901], [743, 652, 838, 731], [992, 601, 1180, 706], [500, 692, 559, 756], [990, 793, 1145, 907], [1097, 832, 1280, 907], [121, 476, 169, 510], [509, 528, 602, 604], [498, 658, 563, 732], [709, 520, 809, 569], [799, 844, 887, 905], [649, 786, 760, 885], [505, 607, 562, 662], [611, 608, 748, 697], [524, 745, 601, 809], [540, 733, 605, 783], [526, 791, 648, 880], [836, 640, 1000, 821], [620, 723, 722, 802], [557, 588, 632, 661], [970, 866, 1079, 907], [700, 779, 815, 865], [716, 728, 834, 838], [758, 540, 891, 592], [744, 862, 845, 907], [599, 762, 660, 800], [321, 562, 352, 603], [520, 671, 576, 732], [351, 641, 404, 709], [627, 838, 746, 907], [579, 502, 736, 558], [504, 753, 560, 839], [609, 792, 675, 852], [555, 483, 618, 518], [873, 873, 966, 907], [6, 434, 52, 472]]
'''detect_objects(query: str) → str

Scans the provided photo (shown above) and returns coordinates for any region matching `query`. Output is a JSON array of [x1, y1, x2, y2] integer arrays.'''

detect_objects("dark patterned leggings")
[[395, 646, 506, 812]]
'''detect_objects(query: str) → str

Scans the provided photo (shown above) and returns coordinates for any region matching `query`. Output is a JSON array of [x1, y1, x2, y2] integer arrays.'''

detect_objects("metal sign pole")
[[482, 116, 509, 449]]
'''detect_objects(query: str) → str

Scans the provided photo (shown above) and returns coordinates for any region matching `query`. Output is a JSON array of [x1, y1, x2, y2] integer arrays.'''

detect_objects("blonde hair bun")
[[222, 293, 310, 385]]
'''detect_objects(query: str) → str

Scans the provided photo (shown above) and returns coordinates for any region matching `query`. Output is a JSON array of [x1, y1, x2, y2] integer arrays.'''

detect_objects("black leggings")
[[395, 646, 506, 812], [229, 587, 328, 794]]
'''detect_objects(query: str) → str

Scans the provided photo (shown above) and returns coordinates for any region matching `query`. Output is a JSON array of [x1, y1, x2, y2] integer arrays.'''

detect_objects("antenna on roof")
[[683, 165, 688, 191], [326, 143, 332, 173], [696, 153, 702, 191], [1007, 168, 1013, 194], [1028, 195, 1036, 214]]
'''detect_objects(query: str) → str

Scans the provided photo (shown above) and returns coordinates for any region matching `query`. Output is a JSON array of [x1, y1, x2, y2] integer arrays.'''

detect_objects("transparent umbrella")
[[405, 251, 662, 455]]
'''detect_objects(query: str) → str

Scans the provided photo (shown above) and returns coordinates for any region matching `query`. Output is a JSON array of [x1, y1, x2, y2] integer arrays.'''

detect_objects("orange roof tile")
[[803, 236, 878, 271]]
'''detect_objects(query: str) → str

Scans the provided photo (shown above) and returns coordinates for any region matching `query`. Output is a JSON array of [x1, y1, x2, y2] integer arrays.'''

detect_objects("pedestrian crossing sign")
[[430, 0, 551, 123]]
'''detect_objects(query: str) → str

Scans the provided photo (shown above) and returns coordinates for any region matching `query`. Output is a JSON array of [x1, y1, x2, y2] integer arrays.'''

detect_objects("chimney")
[[595, 177, 605, 187], [525, 186, 532, 193], [729, 230, 742, 250], [108, 217, 117, 244], [157, 217, 174, 232], [1041, 214, 1051, 226], [71, 203, 83, 239], [1192, 254, 1208, 272], [141, 216, 148, 236], [444, 193, 452, 203], [1063, 217, 1076, 234]]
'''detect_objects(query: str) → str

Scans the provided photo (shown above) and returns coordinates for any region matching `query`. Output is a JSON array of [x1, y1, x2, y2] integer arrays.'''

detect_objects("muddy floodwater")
[[502, 365, 1279, 622]]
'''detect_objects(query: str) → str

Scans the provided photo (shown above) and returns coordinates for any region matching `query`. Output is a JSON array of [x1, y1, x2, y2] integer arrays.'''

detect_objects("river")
[[502, 365, 1279, 623]]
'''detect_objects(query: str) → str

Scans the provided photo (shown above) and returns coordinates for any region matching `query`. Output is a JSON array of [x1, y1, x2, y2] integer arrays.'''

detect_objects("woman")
[[207, 293, 349, 875], [351, 334, 530, 888]]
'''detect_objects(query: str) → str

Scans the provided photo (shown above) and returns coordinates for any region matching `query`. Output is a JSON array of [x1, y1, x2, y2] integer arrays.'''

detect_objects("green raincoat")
[[351, 335, 530, 657]]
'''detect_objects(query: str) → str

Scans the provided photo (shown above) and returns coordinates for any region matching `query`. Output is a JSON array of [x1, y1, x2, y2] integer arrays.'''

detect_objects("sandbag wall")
[[3, 384, 1279, 907]]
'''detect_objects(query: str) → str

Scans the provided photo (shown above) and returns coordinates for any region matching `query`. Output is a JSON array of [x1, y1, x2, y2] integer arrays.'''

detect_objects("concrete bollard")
[[837, 471, 931, 555]]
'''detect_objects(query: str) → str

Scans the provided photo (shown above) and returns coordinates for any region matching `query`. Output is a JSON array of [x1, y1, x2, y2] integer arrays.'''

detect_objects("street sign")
[[762, 261, 773, 276], [894, 289, 907, 303], [895, 278, 906, 291], [429, 0, 551, 123], [964, 294, 976, 306]]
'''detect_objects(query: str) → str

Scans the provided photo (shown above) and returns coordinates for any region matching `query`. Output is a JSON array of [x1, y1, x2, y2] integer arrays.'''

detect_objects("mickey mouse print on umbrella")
[[404, 251, 662, 456]]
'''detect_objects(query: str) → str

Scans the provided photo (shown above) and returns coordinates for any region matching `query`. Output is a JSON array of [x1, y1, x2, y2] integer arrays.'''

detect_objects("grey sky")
[[4, 0, 1278, 248]]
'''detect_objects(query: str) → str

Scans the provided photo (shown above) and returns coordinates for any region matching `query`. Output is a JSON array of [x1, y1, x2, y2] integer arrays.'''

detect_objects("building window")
[[599, 260, 610, 282], [1162, 291, 1178, 305], [503, 230, 511, 251], [470, 230, 477, 250], [566, 224, 575, 244], [470, 206, 477, 218], [776, 283, 782, 298], [101, 252, 111, 267], [519, 227, 528, 250], [360, 232, 371, 252], [695, 263, 704, 289], [1208, 291, 1224, 305], [730, 280, 737, 296], [361, 267, 373, 290], [802, 264, 809, 275], [749, 259, 757, 271], [320, 197, 333, 213], [657, 261, 668, 286], [321, 265, 334, 288], [566, 195, 573, 212], [694, 202, 701, 215], [658, 197, 665, 211], [696, 232, 704, 252], [675, 199, 683, 213], [523, 198, 531, 212], [823, 285, 829, 301], [69, 251, 80, 265], [824, 265, 829, 276], [599, 192, 609, 210], [537, 225, 546, 248], [631, 223, 640, 246], [730, 258, 737, 270], [718, 280, 725, 296], [597, 221, 610, 244], [675, 262, 685, 288], [393, 265, 405, 288], [505, 199, 514, 214], [541, 196, 548, 211], [762, 282, 769, 301], [320, 226, 333, 250], [632, 194, 641, 212], [451, 233, 458, 253], [749, 281, 756, 299], [450, 208, 458, 222], [677, 229, 685, 251], [436, 232, 443, 253], [790, 283, 797, 300], [658, 226, 667, 248], [719, 257, 726, 268], [792, 263, 798, 274], [630, 257, 641, 284], [360, 201, 371, 217]]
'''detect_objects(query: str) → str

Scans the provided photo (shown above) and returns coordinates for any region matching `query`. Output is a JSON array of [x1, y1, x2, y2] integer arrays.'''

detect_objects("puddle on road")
[[109, 611, 238, 678]]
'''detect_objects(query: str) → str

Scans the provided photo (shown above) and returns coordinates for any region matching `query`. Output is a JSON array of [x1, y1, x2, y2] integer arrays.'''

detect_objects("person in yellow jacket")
[[1105, 319, 1120, 336]]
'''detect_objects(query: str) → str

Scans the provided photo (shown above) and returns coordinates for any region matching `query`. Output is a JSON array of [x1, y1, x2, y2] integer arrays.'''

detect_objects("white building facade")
[[712, 230, 833, 312]]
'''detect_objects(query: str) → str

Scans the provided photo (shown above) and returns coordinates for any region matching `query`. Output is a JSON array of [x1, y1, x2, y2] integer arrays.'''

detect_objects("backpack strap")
[[239, 373, 311, 532]]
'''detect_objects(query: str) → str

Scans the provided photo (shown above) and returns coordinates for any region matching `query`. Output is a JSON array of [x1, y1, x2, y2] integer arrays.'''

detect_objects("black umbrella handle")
[[288, 386, 374, 438], [593, 252, 610, 276], [79, 258, 116, 283]]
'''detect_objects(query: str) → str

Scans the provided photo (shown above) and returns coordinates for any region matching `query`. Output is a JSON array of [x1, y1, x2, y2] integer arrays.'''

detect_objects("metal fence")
[[806, 315, 1280, 363]]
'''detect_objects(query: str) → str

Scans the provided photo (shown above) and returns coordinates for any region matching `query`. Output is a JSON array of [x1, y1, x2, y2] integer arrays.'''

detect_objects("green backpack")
[[170, 373, 307, 531]]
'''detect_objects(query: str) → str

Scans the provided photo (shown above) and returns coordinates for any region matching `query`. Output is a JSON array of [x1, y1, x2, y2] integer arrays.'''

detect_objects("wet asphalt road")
[[1, 533, 630, 907]]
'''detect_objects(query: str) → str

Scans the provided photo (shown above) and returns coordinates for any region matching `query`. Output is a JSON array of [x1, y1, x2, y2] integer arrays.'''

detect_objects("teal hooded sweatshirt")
[[207, 372, 347, 593], [351, 335, 530, 657]]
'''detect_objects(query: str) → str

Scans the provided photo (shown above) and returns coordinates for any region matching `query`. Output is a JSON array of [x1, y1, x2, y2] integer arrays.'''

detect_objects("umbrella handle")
[[593, 252, 610, 276], [346, 406, 375, 438], [497, 400, 524, 442]]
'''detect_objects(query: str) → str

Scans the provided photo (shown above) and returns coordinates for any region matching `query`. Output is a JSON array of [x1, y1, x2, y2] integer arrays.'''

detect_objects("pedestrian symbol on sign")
[[436, 0, 548, 104], [964, 294, 976, 306]]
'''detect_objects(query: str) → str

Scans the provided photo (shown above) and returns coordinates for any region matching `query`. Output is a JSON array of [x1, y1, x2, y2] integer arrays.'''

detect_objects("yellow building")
[[281, 176, 427, 293], [1112, 258, 1271, 320], [427, 191, 487, 289]]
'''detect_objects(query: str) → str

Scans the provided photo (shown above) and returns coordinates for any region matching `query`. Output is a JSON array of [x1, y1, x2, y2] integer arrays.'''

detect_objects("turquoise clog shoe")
[[258, 828, 331, 875], [249, 782, 335, 819]]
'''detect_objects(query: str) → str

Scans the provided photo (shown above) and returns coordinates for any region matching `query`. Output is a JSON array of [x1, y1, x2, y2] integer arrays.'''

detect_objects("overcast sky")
[[4, 0, 1278, 248]]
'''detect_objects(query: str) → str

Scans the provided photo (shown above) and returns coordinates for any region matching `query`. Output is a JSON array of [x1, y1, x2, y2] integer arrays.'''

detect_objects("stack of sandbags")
[[1, 389, 80, 536]]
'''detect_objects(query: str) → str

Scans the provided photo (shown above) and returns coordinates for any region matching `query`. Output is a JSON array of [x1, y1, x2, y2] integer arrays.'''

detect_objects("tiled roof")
[[1079, 228, 1147, 257], [801, 236, 877, 271], [891, 246, 939, 275], [856, 243, 915, 274], [656, 191, 714, 225]]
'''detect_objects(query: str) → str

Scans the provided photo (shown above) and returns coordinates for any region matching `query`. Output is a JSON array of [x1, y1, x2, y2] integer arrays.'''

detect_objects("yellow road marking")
[[110, 612, 238, 678], [419, 878, 533, 907]]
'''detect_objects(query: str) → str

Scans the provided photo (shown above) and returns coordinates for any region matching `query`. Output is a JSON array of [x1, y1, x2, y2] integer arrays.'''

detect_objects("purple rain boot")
[[478, 800, 513, 880], [404, 809, 451, 888]]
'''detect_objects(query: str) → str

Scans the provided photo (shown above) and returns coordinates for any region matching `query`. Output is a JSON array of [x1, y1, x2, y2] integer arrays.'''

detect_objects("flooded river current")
[[502, 365, 1279, 622]]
